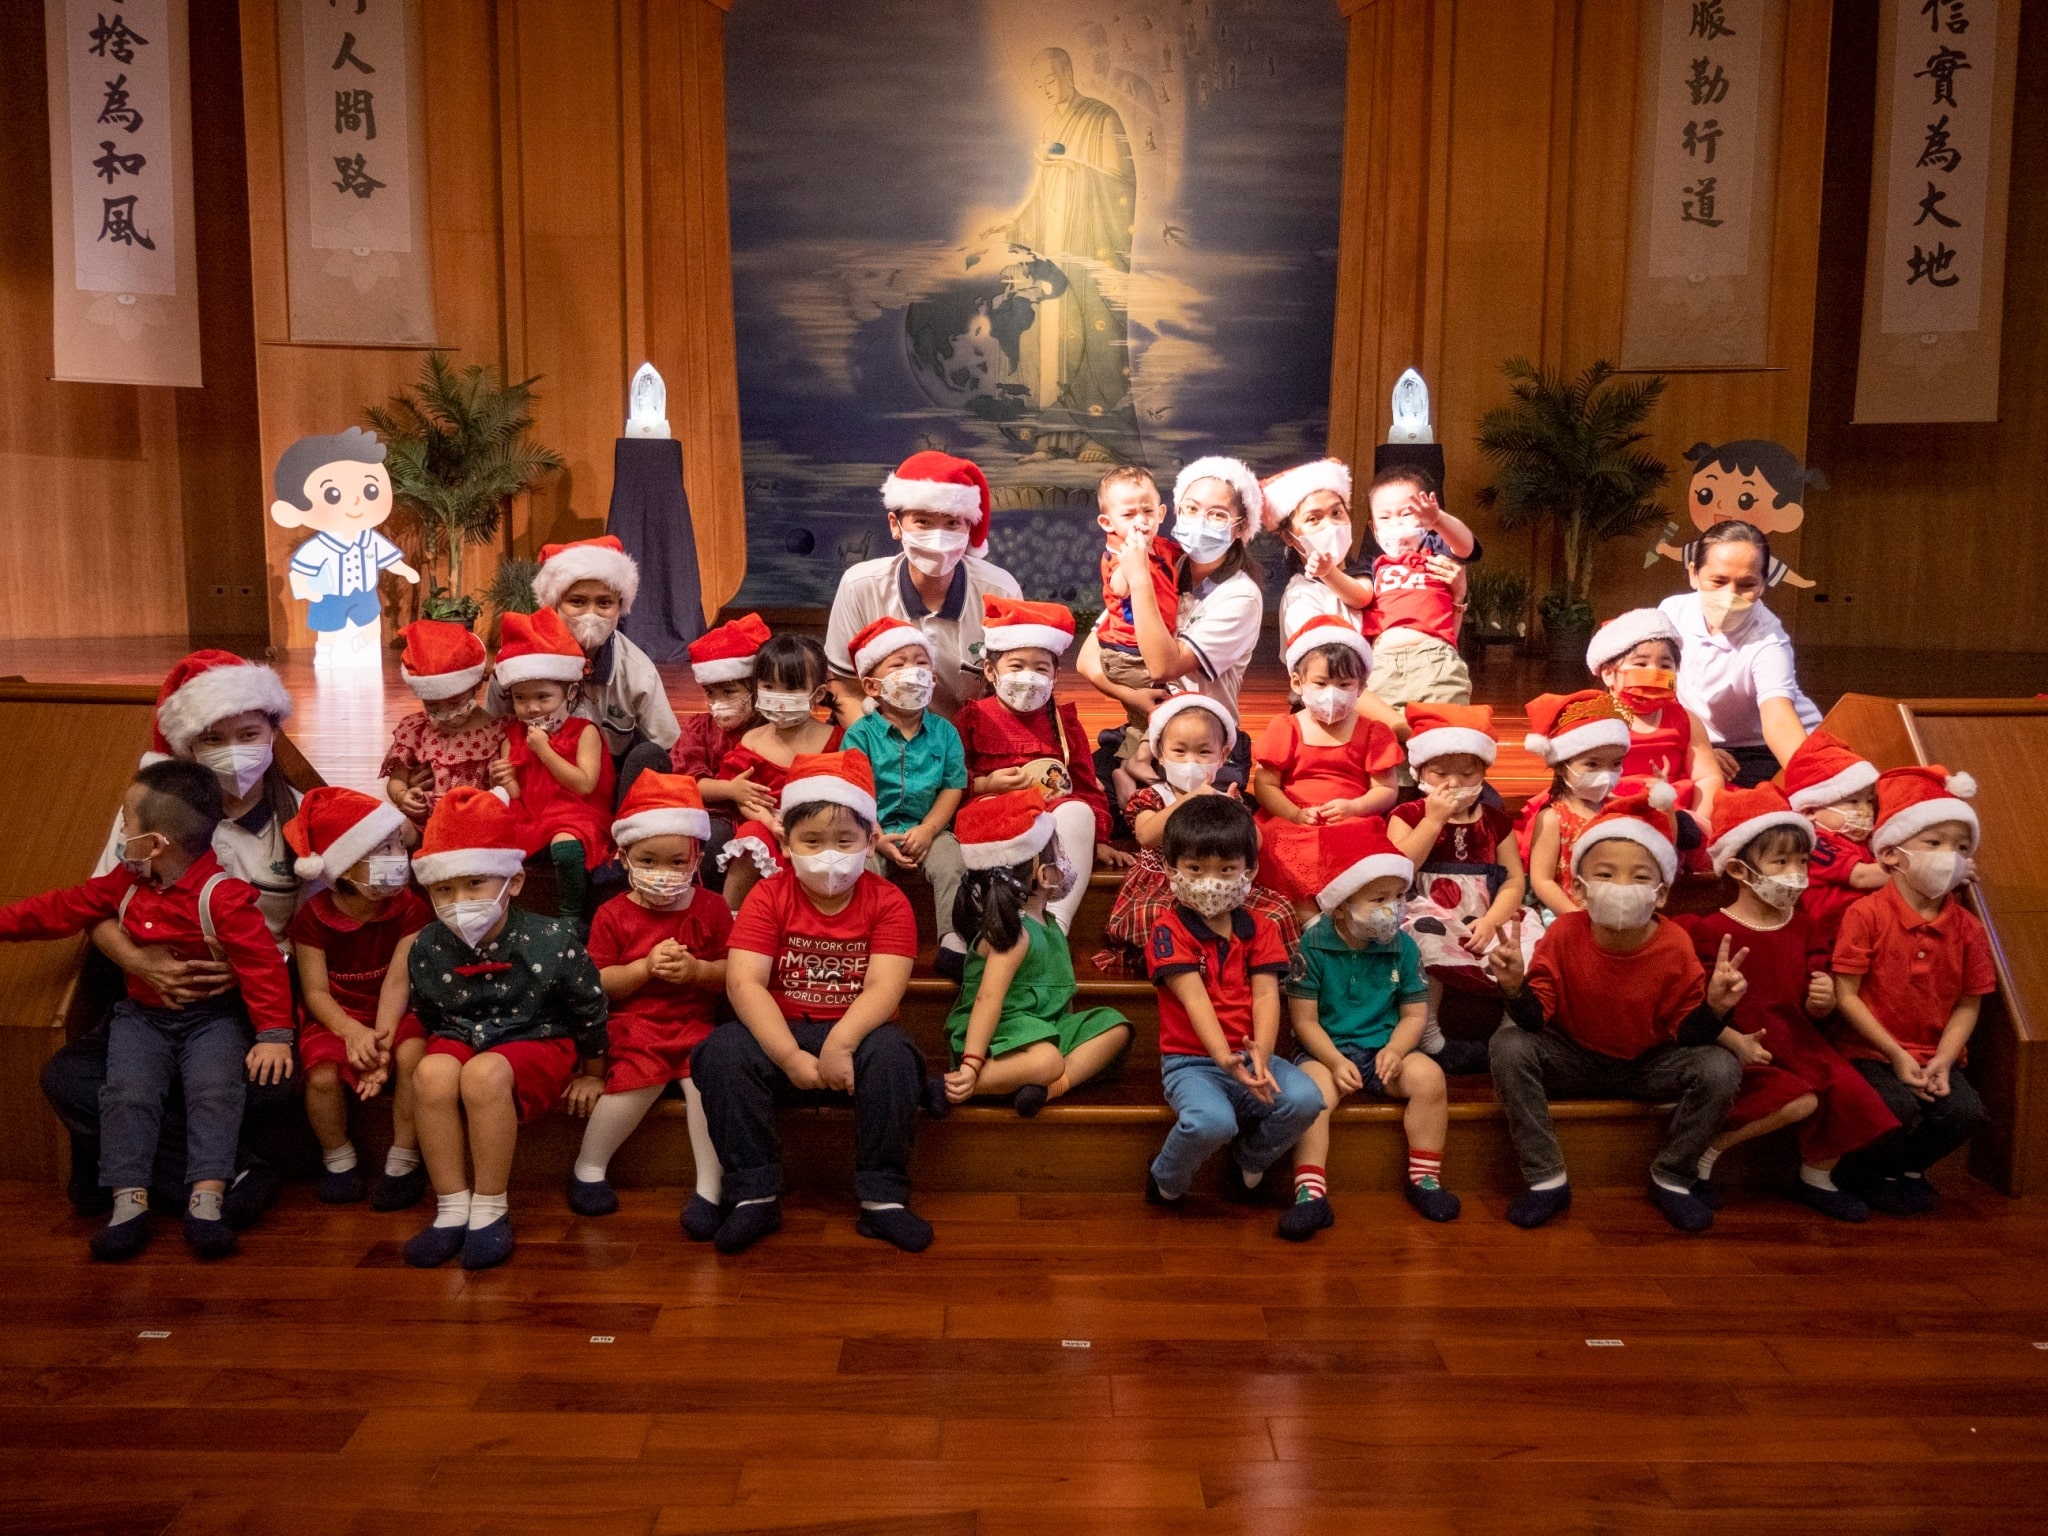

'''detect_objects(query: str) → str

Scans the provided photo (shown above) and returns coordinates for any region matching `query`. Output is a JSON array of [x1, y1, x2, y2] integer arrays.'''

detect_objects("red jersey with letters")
[[1365, 553, 1460, 646]]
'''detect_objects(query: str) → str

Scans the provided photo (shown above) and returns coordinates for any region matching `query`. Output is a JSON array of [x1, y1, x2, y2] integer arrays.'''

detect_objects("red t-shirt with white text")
[[1367, 553, 1460, 646], [727, 869, 918, 1022]]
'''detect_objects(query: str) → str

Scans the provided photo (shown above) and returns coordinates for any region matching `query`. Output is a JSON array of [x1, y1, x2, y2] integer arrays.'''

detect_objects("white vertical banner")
[[44, 0, 201, 385], [1853, 0, 2020, 422]]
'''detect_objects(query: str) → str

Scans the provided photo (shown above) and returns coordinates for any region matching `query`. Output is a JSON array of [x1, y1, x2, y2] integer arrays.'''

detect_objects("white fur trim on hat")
[[533, 544, 641, 614], [691, 656, 757, 686], [158, 664, 294, 756], [1146, 692, 1239, 758], [401, 661, 487, 702], [494, 651, 587, 688], [295, 798, 407, 884], [851, 621, 929, 676], [960, 813, 1058, 871], [1406, 727, 1497, 769], [1317, 852, 1417, 914], [1173, 456, 1264, 531], [1571, 818, 1678, 887], [881, 473, 982, 521], [982, 622, 1072, 658], [1285, 622, 1373, 674], [1585, 609, 1682, 674], [1260, 459, 1352, 532], [411, 846, 528, 886], [612, 807, 712, 848], [1871, 784, 1980, 855], [1708, 811, 1813, 875], [1524, 718, 1633, 766], [780, 774, 878, 824], [1787, 760, 1880, 813]]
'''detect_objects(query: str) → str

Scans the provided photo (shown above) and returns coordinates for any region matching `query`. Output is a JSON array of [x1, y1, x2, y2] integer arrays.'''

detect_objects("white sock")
[[683, 1078, 723, 1204], [1530, 1172, 1568, 1192], [572, 1083, 663, 1183], [322, 1141, 358, 1174], [1799, 1164, 1837, 1192], [468, 1191, 509, 1229], [384, 1145, 421, 1177], [1902, 1170, 1926, 1180], [188, 1189, 223, 1220], [938, 934, 968, 955], [1696, 1147, 1722, 1180], [1651, 1174, 1693, 1196], [1239, 1165, 1264, 1189], [860, 1201, 904, 1211], [433, 1190, 472, 1229], [1421, 982, 1446, 1054], [733, 1195, 776, 1209]]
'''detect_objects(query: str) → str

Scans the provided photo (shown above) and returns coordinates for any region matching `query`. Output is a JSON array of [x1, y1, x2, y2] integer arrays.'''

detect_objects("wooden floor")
[[3, 1174, 2048, 1533]]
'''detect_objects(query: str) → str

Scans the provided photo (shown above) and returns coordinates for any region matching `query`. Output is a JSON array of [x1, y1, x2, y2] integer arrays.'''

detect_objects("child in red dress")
[[564, 773, 732, 1236], [1518, 690, 1631, 917], [382, 620, 505, 826], [284, 787, 435, 1210], [673, 613, 772, 888], [1783, 728, 1889, 954], [1676, 784, 1898, 1221], [1584, 608, 1725, 827], [714, 633, 844, 909]]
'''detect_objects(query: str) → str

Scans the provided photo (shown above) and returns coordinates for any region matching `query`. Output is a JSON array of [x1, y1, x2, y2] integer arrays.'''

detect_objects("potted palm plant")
[[364, 353, 565, 626], [1474, 358, 1669, 663]]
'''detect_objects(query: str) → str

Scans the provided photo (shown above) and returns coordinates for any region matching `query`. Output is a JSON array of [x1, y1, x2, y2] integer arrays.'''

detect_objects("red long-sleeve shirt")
[[0, 852, 293, 1036], [954, 695, 1111, 842]]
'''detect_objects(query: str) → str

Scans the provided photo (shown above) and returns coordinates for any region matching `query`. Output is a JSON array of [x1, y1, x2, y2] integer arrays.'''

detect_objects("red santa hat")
[[283, 785, 408, 885], [1405, 702, 1497, 768], [848, 615, 931, 676], [1258, 458, 1352, 533], [956, 786, 1058, 871], [494, 607, 588, 688], [1522, 690, 1631, 765], [151, 649, 294, 762], [411, 785, 526, 886], [1571, 782, 1680, 886], [780, 749, 878, 823], [881, 451, 992, 556], [688, 613, 771, 686], [611, 771, 712, 848], [532, 534, 641, 614], [1585, 607, 1682, 675], [980, 595, 1075, 658], [1312, 820, 1416, 914], [399, 620, 488, 702], [1782, 728, 1880, 812], [1146, 692, 1239, 759], [1870, 763, 1979, 855], [1705, 782, 1811, 875], [1284, 614, 1373, 674], [1173, 455, 1264, 531]]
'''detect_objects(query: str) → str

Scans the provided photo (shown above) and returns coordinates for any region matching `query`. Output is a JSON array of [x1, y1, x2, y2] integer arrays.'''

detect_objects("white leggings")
[[572, 1077, 722, 1204]]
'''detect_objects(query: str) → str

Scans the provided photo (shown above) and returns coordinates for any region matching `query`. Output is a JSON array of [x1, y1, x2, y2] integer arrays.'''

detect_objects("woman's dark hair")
[[259, 756, 300, 839], [1687, 519, 1772, 575], [1682, 439, 1814, 508], [1161, 793, 1259, 868], [952, 843, 1055, 956], [756, 633, 829, 695], [1736, 822, 1813, 867], [1291, 642, 1367, 685], [784, 799, 874, 838], [135, 759, 225, 856]]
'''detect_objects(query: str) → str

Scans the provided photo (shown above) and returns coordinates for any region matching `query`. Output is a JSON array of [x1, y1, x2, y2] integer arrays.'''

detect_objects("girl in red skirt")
[[382, 620, 506, 826], [713, 633, 844, 910], [1519, 689, 1632, 918], [1676, 784, 1899, 1221], [1584, 608, 1725, 832]]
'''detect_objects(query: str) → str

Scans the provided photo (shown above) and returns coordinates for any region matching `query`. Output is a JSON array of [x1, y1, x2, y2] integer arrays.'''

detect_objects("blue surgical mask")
[[1172, 512, 1236, 565]]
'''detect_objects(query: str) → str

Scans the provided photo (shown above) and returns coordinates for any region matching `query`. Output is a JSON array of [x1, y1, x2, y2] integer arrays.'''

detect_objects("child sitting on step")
[[284, 787, 433, 1210], [714, 633, 844, 912], [1585, 608, 1725, 826], [1782, 729, 1889, 955], [383, 620, 504, 827], [1518, 690, 1631, 917], [940, 788, 1132, 1115], [672, 613, 772, 887]]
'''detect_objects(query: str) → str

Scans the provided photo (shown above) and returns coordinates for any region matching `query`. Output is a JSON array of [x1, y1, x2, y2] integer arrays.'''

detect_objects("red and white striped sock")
[[1408, 1148, 1443, 1188], [1293, 1165, 1327, 1202]]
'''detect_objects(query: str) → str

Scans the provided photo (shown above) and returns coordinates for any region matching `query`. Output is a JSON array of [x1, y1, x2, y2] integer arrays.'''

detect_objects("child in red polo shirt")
[[1831, 764, 1993, 1215], [284, 787, 434, 1210], [565, 773, 732, 1234], [1487, 787, 1745, 1234], [1784, 729, 1890, 953], [1143, 795, 1325, 1215]]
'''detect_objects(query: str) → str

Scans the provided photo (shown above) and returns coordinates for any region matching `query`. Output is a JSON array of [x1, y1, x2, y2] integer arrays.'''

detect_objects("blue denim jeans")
[[99, 1000, 252, 1189], [1150, 1053, 1325, 1199]]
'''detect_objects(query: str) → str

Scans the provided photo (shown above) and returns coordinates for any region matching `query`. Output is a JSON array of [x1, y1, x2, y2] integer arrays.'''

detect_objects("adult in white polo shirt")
[[1658, 521, 1820, 788], [825, 451, 1022, 721]]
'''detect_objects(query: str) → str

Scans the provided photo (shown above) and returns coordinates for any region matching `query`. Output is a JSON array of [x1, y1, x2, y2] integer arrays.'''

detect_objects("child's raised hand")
[[1422, 780, 1466, 823], [1707, 935, 1749, 1014], [1485, 923, 1526, 992], [246, 1042, 294, 1085], [525, 723, 553, 755], [562, 1072, 605, 1118], [1096, 841, 1135, 870], [1805, 971, 1836, 1017], [1728, 1030, 1772, 1067], [1409, 490, 1443, 528]]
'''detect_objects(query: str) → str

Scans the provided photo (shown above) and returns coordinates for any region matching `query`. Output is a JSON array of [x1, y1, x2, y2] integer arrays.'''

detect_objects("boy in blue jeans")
[[1144, 795, 1323, 1216]]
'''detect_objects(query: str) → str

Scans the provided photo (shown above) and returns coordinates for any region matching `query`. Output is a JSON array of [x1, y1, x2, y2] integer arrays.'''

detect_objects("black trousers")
[[612, 737, 674, 808], [1843, 1060, 1988, 1177], [1724, 743, 1782, 789], [691, 1017, 925, 1206]]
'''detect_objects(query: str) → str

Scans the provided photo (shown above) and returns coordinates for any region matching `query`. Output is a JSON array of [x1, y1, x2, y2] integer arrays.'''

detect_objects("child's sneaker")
[[1276, 1192, 1333, 1241], [1647, 1180, 1715, 1234], [1404, 1176, 1461, 1223], [221, 1163, 282, 1230], [1505, 1184, 1571, 1228], [1792, 1180, 1869, 1223], [403, 1221, 467, 1268], [1218, 1160, 1268, 1205], [713, 1198, 783, 1254], [89, 1212, 154, 1263], [461, 1215, 515, 1270], [1690, 1177, 1726, 1210], [856, 1204, 933, 1252], [1144, 1170, 1181, 1207], [1896, 1174, 1940, 1214]]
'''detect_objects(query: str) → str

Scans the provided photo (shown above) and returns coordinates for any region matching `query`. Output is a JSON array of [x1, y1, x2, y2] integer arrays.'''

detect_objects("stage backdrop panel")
[[724, 0, 1346, 610]]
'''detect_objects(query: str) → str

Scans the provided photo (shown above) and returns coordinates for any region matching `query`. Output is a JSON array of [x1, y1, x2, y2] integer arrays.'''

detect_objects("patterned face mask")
[[1170, 869, 1253, 918], [628, 865, 697, 909]]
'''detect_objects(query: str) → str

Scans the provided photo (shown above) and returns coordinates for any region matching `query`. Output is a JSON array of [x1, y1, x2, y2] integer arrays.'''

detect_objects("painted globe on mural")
[[901, 245, 1066, 420]]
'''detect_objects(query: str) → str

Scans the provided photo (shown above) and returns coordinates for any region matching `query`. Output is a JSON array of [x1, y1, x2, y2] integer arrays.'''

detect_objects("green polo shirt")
[[842, 708, 969, 835], [1286, 915, 1429, 1052]]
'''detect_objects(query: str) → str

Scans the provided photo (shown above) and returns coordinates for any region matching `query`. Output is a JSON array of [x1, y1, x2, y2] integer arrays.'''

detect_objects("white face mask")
[[792, 847, 867, 899], [1341, 896, 1405, 947], [1699, 587, 1757, 635], [628, 865, 696, 909], [1566, 767, 1620, 803], [1170, 869, 1253, 918], [358, 855, 412, 895], [1578, 879, 1662, 931], [1301, 683, 1358, 726], [708, 696, 755, 731], [995, 670, 1055, 713], [1300, 523, 1352, 566], [878, 666, 934, 713], [435, 882, 509, 949], [565, 612, 617, 650], [1739, 866, 1808, 911], [756, 688, 815, 729], [1432, 782, 1484, 813], [1376, 521, 1426, 558], [901, 526, 970, 579], [195, 741, 272, 798], [119, 831, 165, 882], [1829, 808, 1875, 841], [1160, 758, 1218, 794], [425, 700, 474, 730], [1894, 847, 1966, 901], [1172, 512, 1236, 565]]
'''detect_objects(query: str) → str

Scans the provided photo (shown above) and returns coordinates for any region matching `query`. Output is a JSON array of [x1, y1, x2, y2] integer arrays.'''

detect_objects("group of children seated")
[[2, 462, 1996, 1268]]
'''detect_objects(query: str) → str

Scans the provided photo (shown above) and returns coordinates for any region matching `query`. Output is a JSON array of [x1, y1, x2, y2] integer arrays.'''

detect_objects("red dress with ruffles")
[[507, 716, 616, 867], [715, 724, 846, 877], [1253, 712, 1404, 903]]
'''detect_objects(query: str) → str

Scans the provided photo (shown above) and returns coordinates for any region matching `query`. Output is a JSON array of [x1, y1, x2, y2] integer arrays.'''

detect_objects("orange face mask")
[[1615, 667, 1677, 714]]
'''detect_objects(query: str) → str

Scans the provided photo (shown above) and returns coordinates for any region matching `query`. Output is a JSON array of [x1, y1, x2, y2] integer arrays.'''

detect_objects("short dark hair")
[[1369, 464, 1437, 500], [1292, 642, 1367, 684], [135, 759, 223, 857], [783, 799, 874, 838], [272, 427, 386, 510], [1096, 465, 1158, 507], [756, 633, 828, 695], [1162, 793, 1259, 868], [1738, 822, 1813, 866], [1682, 439, 1813, 508], [1688, 518, 1772, 574]]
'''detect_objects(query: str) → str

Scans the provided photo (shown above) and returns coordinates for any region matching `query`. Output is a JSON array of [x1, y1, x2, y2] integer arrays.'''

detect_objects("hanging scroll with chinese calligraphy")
[[1620, 0, 1786, 369], [43, 0, 202, 385], [1852, 0, 2019, 423], [277, 0, 436, 345]]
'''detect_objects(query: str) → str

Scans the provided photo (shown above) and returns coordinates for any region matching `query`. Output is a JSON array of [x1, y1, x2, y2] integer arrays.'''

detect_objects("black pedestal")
[[608, 435, 704, 663]]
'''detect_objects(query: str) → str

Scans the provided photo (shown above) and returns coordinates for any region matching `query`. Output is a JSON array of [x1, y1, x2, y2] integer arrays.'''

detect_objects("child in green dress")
[[942, 787, 1132, 1115]]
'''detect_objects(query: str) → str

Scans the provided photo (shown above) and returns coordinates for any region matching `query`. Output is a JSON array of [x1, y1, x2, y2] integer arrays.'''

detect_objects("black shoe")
[[934, 946, 967, 983], [1506, 1184, 1572, 1229], [1647, 1181, 1715, 1234], [567, 1175, 618, 1217], [461, 1215, 515, 1270], [1013, 1084, 1049, 1118], [1793, 1180, 1869, 1223], [221, 1163, 282, 1231], [317, 1167, 365, 1205], [713, 1199, 783, 1255], [66, 1136, 110, 1217], [1860, 1176, 1919, 1217], [1218, 1160, 1269, 1205], [183, 1211, 238, 1259], [1404, 1178, 1462, 1223], [1276, 1194, 1333, 1241], [1144, 1170, 1181, 1207], [856, 1204, 933, 1253], [89, 1212, 154, 1262], [1897, 1175, 1940, 1213], [921, 1076, 953, 1120], [1691, 1177, 1726, 1211], [370, 1166, 429, 1212], [679, 1194, 723, 1242], [402, 1221, 467, 1268]]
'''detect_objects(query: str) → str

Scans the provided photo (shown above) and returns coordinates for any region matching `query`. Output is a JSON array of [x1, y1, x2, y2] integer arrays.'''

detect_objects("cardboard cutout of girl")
[[1650, 439, 1821, 590]]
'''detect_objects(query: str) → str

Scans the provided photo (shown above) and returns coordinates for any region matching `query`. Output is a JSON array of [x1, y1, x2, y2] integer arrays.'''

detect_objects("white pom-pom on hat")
[[1648, 780, 1678, 812], [1947, 772, 1977, 799], [294, 853, 327, 881]]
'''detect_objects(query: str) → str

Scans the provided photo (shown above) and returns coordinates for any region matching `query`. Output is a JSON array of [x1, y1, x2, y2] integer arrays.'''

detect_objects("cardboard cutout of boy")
[[1650, 438, 1820, 590], [270, 427, 419, 667]]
